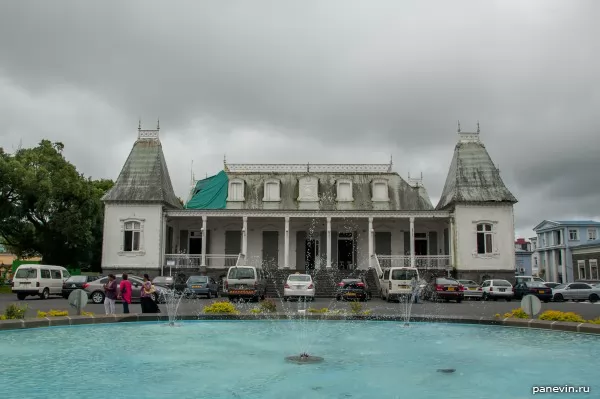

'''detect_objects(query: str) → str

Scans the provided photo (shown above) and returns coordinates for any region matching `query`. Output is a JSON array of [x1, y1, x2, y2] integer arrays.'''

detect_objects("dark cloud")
[[0, 0, 599, 238]]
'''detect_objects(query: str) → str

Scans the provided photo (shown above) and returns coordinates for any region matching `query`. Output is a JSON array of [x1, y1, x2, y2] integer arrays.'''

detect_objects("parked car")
[[457, 279, 482, 300], [515, 276, 545, 285], [481, 279, 514, 301], [588, 285, 600, 303], [552, 282, 594, 302], [543, 282, 561, 289], [12, 264, 71, 300], [574, 280, 600, 287], [283, 273, 315, 301], [513, 281, 552, 302], [62, 275, 102, 299], [83, 274, 168, 304], [380, 267, 419, 302], [423, 277, 464, 303], [184, 275, 219, 299], [335, 277, 370, 301], [225, 266, 267, 302], [152, 276, 174, 290]]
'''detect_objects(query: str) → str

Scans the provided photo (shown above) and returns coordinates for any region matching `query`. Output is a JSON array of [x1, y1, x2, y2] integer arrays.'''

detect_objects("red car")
[[424, 277, 464, 303]]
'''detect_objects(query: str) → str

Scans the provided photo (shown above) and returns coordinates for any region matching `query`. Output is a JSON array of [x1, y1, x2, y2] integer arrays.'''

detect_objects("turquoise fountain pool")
[[0, 321, 596, 398]]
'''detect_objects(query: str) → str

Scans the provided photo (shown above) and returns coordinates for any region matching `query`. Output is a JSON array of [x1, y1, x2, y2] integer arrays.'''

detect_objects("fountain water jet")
[[162, 289, 184, 326]]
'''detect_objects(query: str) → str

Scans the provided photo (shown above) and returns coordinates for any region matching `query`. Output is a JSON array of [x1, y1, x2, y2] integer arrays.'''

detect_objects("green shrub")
[[259, 299, 277, 313], [539, 310, 585, 323], [203, 301, 239, 314], [587, 317, 600, 325], [307, 307, 328, 313], [503, 308, 529, 319], [37, 309, 69, 318], [349, 302, 363, 314], [3, 304, 28, 319]]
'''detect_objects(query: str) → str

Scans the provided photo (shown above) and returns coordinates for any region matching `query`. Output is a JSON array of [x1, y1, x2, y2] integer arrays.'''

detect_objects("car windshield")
[[188, 276, 208, 283], [554, 284, 566, 290], [15, 268, 37, 278], [228, 267, 255, 279], [526, 282, 547, 288], [437, 278, 458, 285], [288, 275, 311, 282], [153, 277, 172, 283], [67, 276, 88, 283], [458, 280, 476, 285], [391, 269, 417, 280], [493, 280, 511, 287], [342, 279, 361, 284]]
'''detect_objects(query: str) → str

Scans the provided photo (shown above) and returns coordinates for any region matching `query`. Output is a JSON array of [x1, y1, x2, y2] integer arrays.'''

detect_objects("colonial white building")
[[101, 124, 517, 284]]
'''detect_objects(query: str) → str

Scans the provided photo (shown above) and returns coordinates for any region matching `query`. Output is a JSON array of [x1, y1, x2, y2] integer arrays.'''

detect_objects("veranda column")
[[409, 217, 415, 268], [544, 251, 551, 281], [242, 216, 248, 255], [201, 216, 207, 267], [326, 217, 332, 268], [368, 217, 374, 268], [284, 217, 290, 269]]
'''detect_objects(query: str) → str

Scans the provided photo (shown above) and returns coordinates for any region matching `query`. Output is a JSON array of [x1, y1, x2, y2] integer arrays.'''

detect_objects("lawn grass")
[[0, 285, 12, 294]]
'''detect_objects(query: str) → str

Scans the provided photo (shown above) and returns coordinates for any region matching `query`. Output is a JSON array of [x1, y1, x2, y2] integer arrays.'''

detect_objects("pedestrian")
[[103, 274, 117, 315], [118, 273, 132, 314], [140, 274, 160, 313]]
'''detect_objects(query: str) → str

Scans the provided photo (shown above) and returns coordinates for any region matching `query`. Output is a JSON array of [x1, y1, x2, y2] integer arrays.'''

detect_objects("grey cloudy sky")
[[1, 0, 598, 239]]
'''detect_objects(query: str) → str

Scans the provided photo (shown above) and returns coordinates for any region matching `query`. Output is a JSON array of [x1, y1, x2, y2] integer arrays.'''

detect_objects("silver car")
[[83, 274, 167, 304], [457, 279, 483, 300], [552, 282, 594, 302]]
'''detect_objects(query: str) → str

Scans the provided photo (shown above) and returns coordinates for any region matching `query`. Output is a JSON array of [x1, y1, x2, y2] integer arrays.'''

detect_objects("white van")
[[12, 264, 71, 300], [380, 267, 419, 302], [225, 266, 267, 301], [515, 275, 545, 285]]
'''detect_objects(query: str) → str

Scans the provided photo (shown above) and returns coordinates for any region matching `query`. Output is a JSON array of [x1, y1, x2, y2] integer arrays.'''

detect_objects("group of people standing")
[[102, 273, 161, 315]]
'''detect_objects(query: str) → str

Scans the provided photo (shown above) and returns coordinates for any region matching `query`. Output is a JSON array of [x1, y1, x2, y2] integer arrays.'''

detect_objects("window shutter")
[[179, 230, 189, 253], [404, 232, 410, 255], [429, 231, 438, 255]]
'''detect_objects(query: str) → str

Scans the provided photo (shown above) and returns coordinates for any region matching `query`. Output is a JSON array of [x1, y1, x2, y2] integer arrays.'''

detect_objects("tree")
[[0, 140, 113, 271]]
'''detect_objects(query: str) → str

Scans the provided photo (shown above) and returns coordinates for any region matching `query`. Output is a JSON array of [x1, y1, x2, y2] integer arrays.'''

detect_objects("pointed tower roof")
[[102, 125, 182, 209], [436, 127, 517, 210]]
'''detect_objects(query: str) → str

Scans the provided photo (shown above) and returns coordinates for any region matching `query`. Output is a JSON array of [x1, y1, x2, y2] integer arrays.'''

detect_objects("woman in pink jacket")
[[118, 273, 133, 314]]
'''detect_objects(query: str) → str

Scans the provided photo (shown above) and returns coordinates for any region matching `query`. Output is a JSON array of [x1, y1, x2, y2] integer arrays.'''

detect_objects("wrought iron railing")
[[164, 254, 239, 268], [376, 255, 451, 270]]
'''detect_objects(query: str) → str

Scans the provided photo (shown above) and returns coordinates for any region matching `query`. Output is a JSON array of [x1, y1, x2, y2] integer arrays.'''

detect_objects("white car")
[[283, 273, 315, 301], [481, 279, 514, 301]]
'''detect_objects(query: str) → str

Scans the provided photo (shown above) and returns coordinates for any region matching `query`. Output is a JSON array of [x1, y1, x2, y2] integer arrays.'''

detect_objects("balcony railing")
[[164, 254, 239, 268], [377, 255, 451, 270]]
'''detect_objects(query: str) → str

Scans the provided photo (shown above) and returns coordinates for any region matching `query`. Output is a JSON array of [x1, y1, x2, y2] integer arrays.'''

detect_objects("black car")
[[336, 278, 371, 301], [62, 275, 101, 298], [513, 281, 552, 302]]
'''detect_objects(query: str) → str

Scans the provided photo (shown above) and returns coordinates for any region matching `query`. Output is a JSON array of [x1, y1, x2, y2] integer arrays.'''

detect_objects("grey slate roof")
[[224, 171, 434, 211], [102, 132, 182, 209], [436, 135, 517, 210]]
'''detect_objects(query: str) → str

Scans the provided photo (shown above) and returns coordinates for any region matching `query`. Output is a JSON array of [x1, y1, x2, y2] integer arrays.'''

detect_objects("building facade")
[[532, 220, 600, 283], [571, 239, 600, 282], [515, 238, 533, 276], [101, 124, 518, 284], [529, 237, 539, 276]]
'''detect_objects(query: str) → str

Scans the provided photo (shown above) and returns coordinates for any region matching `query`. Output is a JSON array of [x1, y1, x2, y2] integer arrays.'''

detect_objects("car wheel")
[[554, 294, 564, 302], [39, 288, 50, 300], [543, 300, 549, 303], [590, 294, 599, 303], [506, 298, 511, 302], [17, 293, 26, 300], [456, 299, 462, 303], [482, 293, 488, 301], [91, 291, 105, 304]]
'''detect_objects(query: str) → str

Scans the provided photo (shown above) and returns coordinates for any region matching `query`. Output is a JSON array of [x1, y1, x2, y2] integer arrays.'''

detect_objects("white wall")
[[101, 204, 164, 271], [453, 204, 515, 272]]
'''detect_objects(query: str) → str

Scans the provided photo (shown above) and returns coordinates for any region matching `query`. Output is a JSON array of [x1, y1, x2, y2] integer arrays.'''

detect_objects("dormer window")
[[263, 179, 281, 201], [336, 179, 353, 201], [372, 179, 389, 201], [227, 179, 245, 201]]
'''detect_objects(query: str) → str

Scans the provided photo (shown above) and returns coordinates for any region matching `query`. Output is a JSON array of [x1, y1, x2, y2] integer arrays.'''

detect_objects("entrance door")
[[189, 231, 202, 255], [338, 233, 354, 270], [305, 239, 320, 270], [414, 240, 427, 256], [262, 231, 279, 268], [225, 231, 242, 266]]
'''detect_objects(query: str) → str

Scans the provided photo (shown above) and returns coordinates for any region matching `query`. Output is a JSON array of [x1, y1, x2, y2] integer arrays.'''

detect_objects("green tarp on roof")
[[185, 170, 228, 209]]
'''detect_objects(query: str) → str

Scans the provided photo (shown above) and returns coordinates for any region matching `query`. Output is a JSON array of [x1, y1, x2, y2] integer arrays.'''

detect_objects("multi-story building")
[[529, 237, 539, 276], [100, 123, 518, 284], [514, 238, 533, 276], [571, 239, 600, 282], [532, 220, 600, 283]]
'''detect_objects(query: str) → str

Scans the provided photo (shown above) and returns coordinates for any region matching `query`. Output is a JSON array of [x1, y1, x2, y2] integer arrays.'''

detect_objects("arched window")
[[124, 221, 141, 252], [228, 179, 245, 201], [476, 223, 493, 254], [263, 179, 281, 201]]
